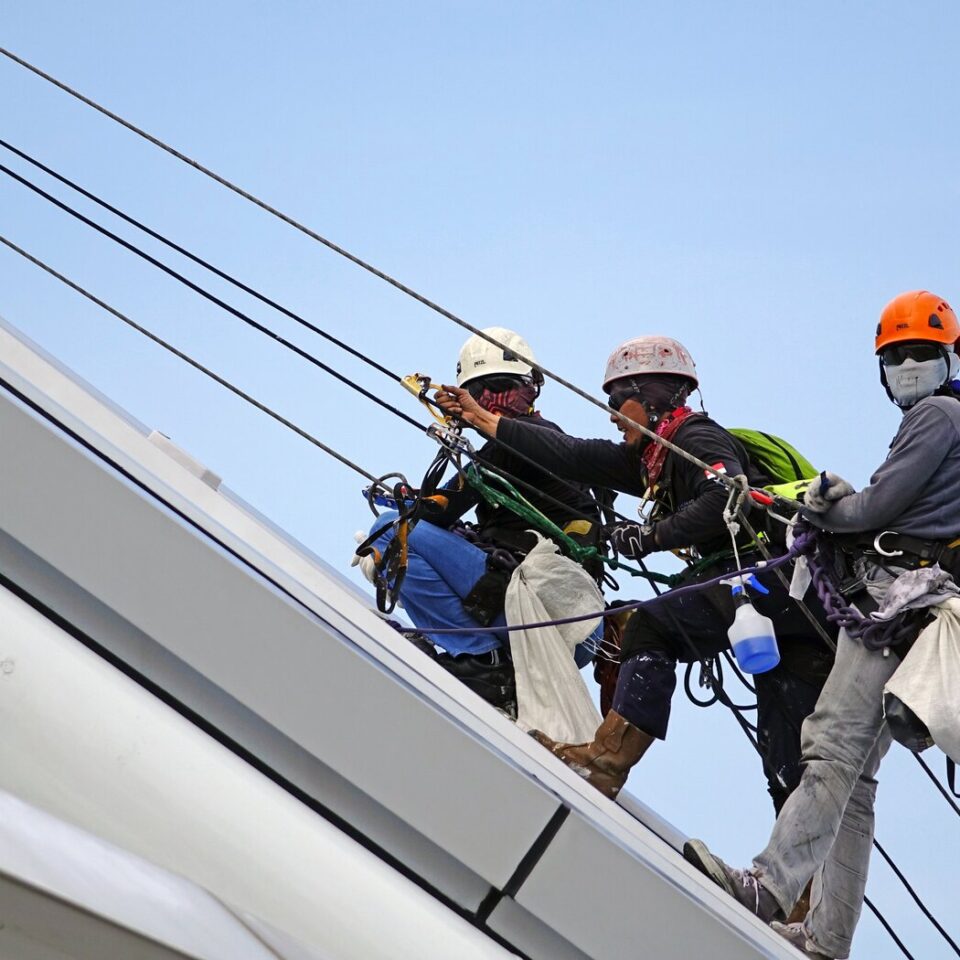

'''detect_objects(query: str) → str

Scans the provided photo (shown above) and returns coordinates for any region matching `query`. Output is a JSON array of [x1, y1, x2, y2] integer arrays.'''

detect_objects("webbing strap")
[[463, 463, 676, 587]]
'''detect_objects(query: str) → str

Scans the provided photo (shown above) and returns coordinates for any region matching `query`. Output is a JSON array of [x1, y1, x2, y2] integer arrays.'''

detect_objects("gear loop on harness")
[[355, 442, 464, 614], [788, 521, 921, 651]]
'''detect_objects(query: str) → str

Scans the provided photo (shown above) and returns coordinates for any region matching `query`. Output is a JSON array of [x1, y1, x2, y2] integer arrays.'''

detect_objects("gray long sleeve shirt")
[[805, 395, 960, 539]]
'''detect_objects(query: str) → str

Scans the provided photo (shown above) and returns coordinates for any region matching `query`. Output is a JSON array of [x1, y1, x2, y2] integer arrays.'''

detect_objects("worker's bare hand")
[[434, 385, 481, 423], [434, 385, 501, 437]]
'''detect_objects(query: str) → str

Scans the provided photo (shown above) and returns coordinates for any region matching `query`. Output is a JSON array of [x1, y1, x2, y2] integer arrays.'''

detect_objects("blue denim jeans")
[[368, 513, 601, 662], [752, 563, 901, 959], [369, 512, 506, 656]]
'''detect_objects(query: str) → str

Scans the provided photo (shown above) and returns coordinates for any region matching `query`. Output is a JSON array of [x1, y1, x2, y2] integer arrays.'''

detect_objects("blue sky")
[[2, 3, 959, 957]]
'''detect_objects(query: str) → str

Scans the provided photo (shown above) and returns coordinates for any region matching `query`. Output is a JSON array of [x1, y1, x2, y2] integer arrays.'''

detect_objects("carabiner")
[[402, 373, 451, 425], [873, 530, 904, 558]]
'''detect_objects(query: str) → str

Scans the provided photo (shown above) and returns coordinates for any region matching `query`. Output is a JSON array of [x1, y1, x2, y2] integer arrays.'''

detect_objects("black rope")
[[0, 234, 389, 490], [0, 46, 741, 489], [912, 753, 960, 819], [0, 161, 430, 435], [0, 137, 400, 381], [872, 839, 960, 956], [864, 896, 916, 960], [0, 147, 658, 541]]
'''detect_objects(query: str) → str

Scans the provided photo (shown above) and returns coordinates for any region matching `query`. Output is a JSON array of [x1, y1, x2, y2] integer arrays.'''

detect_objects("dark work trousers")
[[613, 556, 836, 812]]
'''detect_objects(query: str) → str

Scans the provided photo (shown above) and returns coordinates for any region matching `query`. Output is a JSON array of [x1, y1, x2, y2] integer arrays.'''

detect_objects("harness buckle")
[[873, 530, 904, 558]]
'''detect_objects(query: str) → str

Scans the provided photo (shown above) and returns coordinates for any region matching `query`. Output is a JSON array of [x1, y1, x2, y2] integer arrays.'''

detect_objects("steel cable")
[[0, 234, 389, 490], [912, 753, 960, 819], [1, 48, 945, 955], [0, 161, 429, 436], [872, 840, 960, 956], [0, 45, 768, 495], [0, 150, 663, 540], [864, 897, 916, 960]]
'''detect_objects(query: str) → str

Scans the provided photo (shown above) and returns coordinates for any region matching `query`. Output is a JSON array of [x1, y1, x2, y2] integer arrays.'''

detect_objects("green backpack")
[[728, 428, 818, 501]]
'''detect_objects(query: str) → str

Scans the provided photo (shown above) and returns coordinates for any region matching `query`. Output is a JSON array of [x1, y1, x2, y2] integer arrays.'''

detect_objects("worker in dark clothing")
[[354, 327, 601, 712], [435, 335, 835, 808]]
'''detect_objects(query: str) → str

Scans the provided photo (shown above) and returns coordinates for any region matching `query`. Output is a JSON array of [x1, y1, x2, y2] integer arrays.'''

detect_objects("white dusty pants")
[[752, 566, 901, 959]]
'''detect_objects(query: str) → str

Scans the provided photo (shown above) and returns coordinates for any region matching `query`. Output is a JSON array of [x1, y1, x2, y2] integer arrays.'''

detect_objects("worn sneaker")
[[770, 921, 833, 959], [683, 839, 783, 923]]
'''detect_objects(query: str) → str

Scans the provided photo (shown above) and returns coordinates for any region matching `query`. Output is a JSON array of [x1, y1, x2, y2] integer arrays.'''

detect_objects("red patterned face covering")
[[473, 382, 540, 417], [641, 406, 699, 487]]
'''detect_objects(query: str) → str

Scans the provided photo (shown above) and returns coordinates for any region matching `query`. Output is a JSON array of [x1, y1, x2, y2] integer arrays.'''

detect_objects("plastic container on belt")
[[726, 582, 780, 674]]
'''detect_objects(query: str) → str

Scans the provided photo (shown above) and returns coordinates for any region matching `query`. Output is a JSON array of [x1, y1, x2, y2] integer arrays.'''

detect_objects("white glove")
[[803, 471, 855, 514], [350, 530, 379, 584]]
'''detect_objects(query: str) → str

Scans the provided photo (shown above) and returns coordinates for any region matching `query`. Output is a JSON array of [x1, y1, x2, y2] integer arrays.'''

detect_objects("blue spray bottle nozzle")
[[721, 574, 769, 598], [747, 574, 769, 596]]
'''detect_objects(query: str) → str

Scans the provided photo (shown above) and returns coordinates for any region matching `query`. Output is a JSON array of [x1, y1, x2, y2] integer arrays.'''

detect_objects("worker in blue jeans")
[[353, 326, 603, 712]]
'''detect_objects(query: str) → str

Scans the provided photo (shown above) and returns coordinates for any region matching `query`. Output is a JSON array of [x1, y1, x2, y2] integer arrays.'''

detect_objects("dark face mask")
[[466, 377, 539, 416]]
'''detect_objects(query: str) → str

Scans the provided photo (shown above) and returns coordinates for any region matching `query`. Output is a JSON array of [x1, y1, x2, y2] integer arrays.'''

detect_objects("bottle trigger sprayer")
[[721, 575, 780, 674]]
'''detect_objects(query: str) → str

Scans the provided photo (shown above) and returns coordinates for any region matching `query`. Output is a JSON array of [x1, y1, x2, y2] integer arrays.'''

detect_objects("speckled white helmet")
[[602, 336, 698, 391], [456, 327, 541, 387]]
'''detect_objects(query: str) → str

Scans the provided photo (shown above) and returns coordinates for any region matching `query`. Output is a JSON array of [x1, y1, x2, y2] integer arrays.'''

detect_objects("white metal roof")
[[0, 315, 799, 959]]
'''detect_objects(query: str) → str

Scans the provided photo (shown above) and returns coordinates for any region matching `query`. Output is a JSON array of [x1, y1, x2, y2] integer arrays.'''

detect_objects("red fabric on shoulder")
[[641, 406, 699, 488]]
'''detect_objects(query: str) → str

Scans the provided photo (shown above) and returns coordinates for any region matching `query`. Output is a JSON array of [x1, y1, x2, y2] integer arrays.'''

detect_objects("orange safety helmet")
[[875, 290, 960, 354]]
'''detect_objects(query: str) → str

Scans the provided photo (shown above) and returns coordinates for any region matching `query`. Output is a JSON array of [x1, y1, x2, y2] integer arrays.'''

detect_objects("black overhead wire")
[[873, 839, 960, 955], [0, 45, 731, 486], [2, 48, 950, 954], [0, 138, 399, 384], [864, 897, 916, 960], [0, 144, 643, 536], [0, 234, 388, 491], [0, 160, 428, 437], [913, 753, 960, 818]]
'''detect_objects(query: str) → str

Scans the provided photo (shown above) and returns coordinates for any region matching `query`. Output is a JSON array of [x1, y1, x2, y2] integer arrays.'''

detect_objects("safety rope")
[[394, 531, 812, 634], [0, 235, 391, 492], [0, 47, 792, 504], [0, 50, 945, 955], [0, 162, 431, 436], [460, 460, 677, 586], [804, 536, 924, 651], [0, 146, 657, 539]]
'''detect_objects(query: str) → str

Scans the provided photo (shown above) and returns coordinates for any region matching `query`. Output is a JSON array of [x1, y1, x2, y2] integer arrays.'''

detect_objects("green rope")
[[463, 463, 678, 586]]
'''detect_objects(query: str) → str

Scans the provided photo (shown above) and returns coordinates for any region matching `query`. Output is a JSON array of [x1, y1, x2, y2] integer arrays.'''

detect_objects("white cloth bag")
[[885, 596, 960, 764], [504, 536, 603, 743]]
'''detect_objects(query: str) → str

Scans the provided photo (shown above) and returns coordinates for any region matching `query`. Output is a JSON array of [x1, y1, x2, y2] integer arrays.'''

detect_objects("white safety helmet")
[[456, 327, 542, 387], [602, 335, 699, 391]]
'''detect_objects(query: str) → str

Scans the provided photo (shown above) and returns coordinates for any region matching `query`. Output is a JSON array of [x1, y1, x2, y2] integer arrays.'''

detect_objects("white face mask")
[[884, 355, 954, 407]]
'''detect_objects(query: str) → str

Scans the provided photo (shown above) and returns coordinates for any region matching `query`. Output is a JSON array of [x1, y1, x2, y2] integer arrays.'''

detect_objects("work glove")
[[350, 531, 379, 584], [604, 521, 658, 560], [803, 471, 856, 514]]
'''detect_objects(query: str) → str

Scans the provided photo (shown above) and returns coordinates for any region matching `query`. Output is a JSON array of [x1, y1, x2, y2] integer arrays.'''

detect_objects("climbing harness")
[[354, 427, 466, 614]]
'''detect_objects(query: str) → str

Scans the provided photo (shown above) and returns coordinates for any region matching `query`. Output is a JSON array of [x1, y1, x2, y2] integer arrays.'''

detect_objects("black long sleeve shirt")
[[497, 414, 771, 557], [426, 413, 601, 550]]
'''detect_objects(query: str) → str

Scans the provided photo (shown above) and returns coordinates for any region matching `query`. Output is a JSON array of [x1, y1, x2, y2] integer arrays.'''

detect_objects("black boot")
[[435, 648, 517, 716]]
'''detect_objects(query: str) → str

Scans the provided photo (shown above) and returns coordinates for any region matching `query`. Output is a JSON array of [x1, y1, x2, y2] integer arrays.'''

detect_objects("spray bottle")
[[722, 575, 780, 674]]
